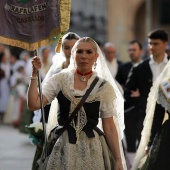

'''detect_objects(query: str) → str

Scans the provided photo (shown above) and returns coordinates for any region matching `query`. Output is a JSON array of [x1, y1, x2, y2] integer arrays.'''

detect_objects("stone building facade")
[[69, 0, 108, 44], [69, 0, 170, 60]]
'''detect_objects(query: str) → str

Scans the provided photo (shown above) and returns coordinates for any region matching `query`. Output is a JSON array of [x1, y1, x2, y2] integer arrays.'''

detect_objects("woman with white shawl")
[[131, 60, 170, 170], [28, 37, 127, 169]]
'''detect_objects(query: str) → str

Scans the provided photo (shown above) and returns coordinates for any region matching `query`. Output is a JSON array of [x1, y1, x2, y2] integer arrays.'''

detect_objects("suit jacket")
[[116, 61, 132, 87], [116, 60, 123, 77], [124, 56, 170, 146], [124, 59, 152, 112], [116, 62, 134, 111], [117, 60, 123, 68], [124, 56, 170, 114]]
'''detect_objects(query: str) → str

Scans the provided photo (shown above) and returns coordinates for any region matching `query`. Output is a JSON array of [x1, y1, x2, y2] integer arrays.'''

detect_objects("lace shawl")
[[131, 60, 170, 170]]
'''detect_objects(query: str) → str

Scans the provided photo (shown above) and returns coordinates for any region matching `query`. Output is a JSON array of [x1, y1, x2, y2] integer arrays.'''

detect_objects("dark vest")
[[55, 91, 104, 144]]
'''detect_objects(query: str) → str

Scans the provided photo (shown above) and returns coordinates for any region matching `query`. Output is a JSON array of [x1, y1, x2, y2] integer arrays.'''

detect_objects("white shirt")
[[149, 54, 168, 82], [106, 58, 118, 78], [133, 60, 142, 67]]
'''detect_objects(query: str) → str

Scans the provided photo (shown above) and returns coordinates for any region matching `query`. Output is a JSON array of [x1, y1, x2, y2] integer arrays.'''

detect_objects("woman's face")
[[74, 41, 98, 72], [62, 39, 77, 60]]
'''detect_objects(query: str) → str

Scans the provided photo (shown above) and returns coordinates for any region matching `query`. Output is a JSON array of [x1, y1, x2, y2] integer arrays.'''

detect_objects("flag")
[[0, 0, 71, 51]]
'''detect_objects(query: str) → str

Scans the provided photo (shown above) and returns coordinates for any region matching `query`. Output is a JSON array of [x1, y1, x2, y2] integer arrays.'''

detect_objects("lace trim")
[[157, 88, 170, 112], [46, 132, 105, 170], [69, 101, 87, 143], [69, 69, 98, 96], [55, 70, 115, 103]]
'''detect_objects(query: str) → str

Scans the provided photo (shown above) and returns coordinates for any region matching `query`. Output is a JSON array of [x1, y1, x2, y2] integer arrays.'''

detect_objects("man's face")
[[128, 43, 142, 62], [104, 46, 116, 62], [148, 38, 168, 57]]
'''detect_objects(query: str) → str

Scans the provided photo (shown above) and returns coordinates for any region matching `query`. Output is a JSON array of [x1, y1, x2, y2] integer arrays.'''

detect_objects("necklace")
[[76, 69, 93, 82]]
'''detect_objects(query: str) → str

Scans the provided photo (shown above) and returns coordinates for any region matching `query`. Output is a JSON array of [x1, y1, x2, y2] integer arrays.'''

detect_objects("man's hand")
[[131, 89, 140, 97]]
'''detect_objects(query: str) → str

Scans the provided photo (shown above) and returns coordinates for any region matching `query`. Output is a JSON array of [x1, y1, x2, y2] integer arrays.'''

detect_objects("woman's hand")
[[115, 158, 123, 170], [27, 56, 48, 110], [31, 56, 42, 75]]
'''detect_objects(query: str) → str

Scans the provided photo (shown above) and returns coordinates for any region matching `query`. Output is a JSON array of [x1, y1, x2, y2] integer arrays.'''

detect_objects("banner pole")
[[34, 50, 48, 155]]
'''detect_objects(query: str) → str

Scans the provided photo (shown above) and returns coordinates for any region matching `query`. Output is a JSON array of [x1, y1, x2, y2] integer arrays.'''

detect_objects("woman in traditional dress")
[[27, 37, 127, 170], [33, 32, 81, 124], [30, 32, 80, 170], [131, 60, 170, 170]]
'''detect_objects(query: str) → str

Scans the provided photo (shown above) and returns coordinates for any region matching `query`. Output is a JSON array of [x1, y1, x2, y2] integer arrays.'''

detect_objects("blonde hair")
[[71, 37, 98, 55]]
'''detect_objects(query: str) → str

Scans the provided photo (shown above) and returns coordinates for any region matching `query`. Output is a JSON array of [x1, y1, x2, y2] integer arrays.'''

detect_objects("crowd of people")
[[1, 28, 170, 170], [0, 45, 53, 129]]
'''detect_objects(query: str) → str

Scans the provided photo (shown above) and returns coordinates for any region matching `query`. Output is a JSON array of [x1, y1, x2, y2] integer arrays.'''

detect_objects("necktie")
[[125, 65, 133, 86]]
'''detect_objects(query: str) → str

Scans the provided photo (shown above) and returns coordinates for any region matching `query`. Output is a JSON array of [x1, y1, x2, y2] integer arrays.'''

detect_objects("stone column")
[[145, 0, 152, 37], [107, 0, 144, 61]]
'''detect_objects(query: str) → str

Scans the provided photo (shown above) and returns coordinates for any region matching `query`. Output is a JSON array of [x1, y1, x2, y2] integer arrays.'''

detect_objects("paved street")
[[0, 125, 36, 170]]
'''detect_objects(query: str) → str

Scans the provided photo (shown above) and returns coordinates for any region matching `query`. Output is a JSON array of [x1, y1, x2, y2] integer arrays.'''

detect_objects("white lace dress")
[[42, 69, 117, 170]]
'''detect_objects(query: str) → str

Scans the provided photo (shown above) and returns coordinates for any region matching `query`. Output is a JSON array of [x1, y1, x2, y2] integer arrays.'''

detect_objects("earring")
[[94, 62, 97, 69]]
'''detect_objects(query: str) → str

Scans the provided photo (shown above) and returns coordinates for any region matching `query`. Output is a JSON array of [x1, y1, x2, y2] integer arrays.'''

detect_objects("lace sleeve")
[[100, 82, 116, 118]]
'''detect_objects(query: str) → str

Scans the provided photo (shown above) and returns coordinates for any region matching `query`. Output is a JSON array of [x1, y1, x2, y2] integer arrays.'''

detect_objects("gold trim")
[[0, 0, 71, 51], [59, 0, 71, 33], [0, 27, 61, 51], [55, 35, 63, 53]]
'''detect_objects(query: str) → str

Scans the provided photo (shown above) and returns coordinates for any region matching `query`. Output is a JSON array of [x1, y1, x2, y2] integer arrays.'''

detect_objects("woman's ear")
[[95, 53, 99, 60]]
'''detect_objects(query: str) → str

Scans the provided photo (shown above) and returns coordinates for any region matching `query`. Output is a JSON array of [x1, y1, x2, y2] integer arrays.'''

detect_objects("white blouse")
[[42, 69, 117, 119]]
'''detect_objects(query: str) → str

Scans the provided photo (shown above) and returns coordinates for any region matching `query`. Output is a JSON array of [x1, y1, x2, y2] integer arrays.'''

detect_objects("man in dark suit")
[[116, 40, 143, 164], [116, 40, 143, 88], [124, 29, 169, 157]]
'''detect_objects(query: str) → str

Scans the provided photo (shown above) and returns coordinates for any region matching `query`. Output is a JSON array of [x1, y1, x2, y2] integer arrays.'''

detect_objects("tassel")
[[55, 33, 64, 53]]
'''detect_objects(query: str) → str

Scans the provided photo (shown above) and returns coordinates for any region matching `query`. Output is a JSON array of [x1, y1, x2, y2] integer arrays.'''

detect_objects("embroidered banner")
[[0, 0, 71, 51]]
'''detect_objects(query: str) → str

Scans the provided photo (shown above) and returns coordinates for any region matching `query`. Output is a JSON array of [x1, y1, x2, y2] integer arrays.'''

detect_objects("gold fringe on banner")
[[0, 27, 60, 51], [55, 33, 65, 53], [59, 0, 71, 33]]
